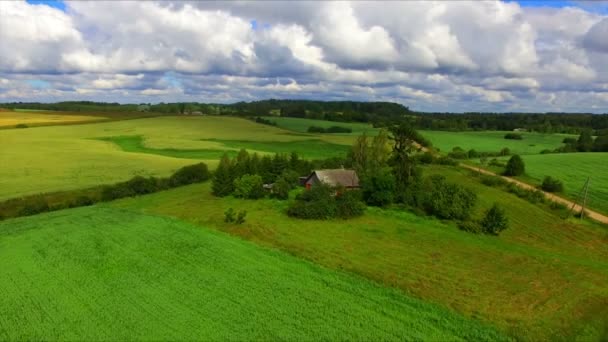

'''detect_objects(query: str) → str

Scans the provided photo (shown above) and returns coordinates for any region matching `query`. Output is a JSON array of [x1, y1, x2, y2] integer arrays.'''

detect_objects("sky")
[[1, 1, 607, 112]]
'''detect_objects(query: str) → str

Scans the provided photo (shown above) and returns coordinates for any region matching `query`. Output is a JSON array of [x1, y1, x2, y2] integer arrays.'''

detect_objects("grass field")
[[111, 167, 608, 341], [0, 206, 506, 341], [0, 116, 356, 200], [263, 116, 378, 135], [420, 130, 573, 155], [0, 111, 107, 128], [515, 153, 608, 215]]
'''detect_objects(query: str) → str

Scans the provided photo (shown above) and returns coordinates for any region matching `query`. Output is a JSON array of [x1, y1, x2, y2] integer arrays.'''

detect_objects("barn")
[[304, 169, 360, 190]]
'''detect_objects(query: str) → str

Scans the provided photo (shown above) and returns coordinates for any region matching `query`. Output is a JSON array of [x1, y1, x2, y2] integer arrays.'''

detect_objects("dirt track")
[[460, 163, 608, 225]]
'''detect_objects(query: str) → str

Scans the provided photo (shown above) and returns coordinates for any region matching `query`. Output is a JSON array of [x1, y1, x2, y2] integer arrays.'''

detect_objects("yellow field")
[[0, 111, 107, 128]]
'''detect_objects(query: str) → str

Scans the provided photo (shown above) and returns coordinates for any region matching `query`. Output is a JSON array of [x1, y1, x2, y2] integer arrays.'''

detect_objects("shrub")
[[224, 208, 236, 223], [540, 149, 553, 154], [280, 170, 301, 187], [562, 137, 576, 144], [15, 123, 28, 129], [504, 133, 523, 140], [335, 190, 366, 219], [481, 203, 508, 235], [549, 201, 567, 211], [488, 158, 505, 167], [233, 174, 265, 199], [18, 197, 50, 216], [361, 168, 395, 207], [422, 175, 477, 220], [307, 126, 326, 133], [326, 126, 353, 133], [467, 149, 479, 159], [541, 176, 564, 193], [287, 184, 337, 219], [272, 177, 291, 200], [480, 175, 508, 187], [417, 152, 435, 164], [436, 156, 458, 166], [236, 210, 247, 224], [124, 176, 159, 195], [499, 147, 511, 156], [504, 155, 525, 176], [448, 147, 468, 159], [101, 184, 135, 201], [169, 163, 210, 187]]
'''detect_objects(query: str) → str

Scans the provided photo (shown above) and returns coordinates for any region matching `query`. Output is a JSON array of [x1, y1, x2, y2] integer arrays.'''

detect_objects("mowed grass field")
[[0, 206, 506, 341], [112, 167, 608, 341], [420, 130, 573, 155], [0, 111, 107, 128], [0, 116, 356, 200]]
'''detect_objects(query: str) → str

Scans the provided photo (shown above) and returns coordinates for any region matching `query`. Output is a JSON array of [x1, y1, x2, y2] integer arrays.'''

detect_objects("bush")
[[307, 126, 326, 133], [499, 147, 511, 156], [540, 149, 553, 154], [436, 156, 458, 166], [169, 162, 210, 187], [236, 210, 247, 224], [361, 169, 395, 207], [488, 158, 505, 167], [504, 155, 525, 176], [287, 184, 337, 219], [335, 190, 366, 219], [18, 197, 50, 216], [562, 137, 576, 144], [417, 152, 435, 164], [481, 203, 508, 235], [272, 177, 291, 200], [326, 126, 353, 133], [467, 149, 479, 159], [504, 133, 523, 140], [124, 176, 159, 195], [101, 184, 135, 201], [541, 176, 564, 193], [549, 201, 567, 211], [15, 123, 28, 129], [422, 175, 477, 220], [448, 147, 468, 159], [233, 174, 265, 199], [480, 175, 508, 187], [224, 208, 236, 223]]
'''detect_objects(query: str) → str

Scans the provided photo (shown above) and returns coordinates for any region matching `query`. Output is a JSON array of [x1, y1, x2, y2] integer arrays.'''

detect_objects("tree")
[[593, 135, 608, 152], [233, 174, 265, 199], [169, 162, 210, 187], [361, 168, 395, 206], [481, 203, 509, 235], [421, 175, 477, 220], [335, 190, 366, 219], [272, 177, 291, 200], [369, 129, 391, 173], [212, 154, 235, 196], [541, 176, 564, 193], [504, 155, 525, 176], [350, 133, 369, 175], [577, 130, 594, 152], [388, 123, 421, 203]]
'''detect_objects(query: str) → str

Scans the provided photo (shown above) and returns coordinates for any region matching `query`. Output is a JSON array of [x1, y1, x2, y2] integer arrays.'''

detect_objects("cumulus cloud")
[[0, 0, 607, 112]]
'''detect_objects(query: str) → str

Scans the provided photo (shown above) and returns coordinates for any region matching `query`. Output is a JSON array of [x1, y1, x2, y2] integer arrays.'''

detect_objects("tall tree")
[[577, 130, 594, 152], [388, 123, 420, 202], [212, 153, 235, 197], [350, 133, 369, 175], [369, 129, 391, 174]]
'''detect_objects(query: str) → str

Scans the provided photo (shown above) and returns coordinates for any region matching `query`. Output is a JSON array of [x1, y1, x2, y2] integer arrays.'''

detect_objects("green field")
[[515, 153, 608, 215], [0, 111, 106, 128], [263, 116, 378, 135], [0, 116, 356, 200], [0, 206, 506, 341], [111, 167, 608, 341], [420, 130, 573, 155]]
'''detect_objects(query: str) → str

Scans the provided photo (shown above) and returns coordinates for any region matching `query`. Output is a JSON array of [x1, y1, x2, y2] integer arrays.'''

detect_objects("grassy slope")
[[0, 116, 356, 200], [111, 168, 608, 341], [420, 130, 573, 155], [0, 206, 505, 341]]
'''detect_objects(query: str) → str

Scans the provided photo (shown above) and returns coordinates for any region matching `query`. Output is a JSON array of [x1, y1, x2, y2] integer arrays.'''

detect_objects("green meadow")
[[112, 166, 608, 341], [0, 206, 506, 341], [419, 130, 573, 155], [516, 153, 608, 215], [0, 116, 356, 200]]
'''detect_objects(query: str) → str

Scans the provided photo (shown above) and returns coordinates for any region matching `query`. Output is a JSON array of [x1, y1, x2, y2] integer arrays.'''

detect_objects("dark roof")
[[306, 169, 359, 187]]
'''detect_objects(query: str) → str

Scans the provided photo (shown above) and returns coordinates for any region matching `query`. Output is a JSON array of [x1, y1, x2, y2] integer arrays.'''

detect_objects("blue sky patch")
[[26, 80, 51, 89], [26, 0, 66, 11]]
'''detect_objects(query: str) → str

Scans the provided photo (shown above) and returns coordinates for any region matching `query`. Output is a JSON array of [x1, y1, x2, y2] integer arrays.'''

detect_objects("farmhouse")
[[304, 169, 360, 190]]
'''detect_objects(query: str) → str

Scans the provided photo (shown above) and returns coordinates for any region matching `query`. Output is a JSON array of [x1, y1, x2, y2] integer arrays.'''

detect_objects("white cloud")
[[0, 0, 606, 112]]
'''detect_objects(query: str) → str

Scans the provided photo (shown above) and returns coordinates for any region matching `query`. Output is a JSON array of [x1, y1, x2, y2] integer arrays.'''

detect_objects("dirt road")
[[460, 163, 608, 225]]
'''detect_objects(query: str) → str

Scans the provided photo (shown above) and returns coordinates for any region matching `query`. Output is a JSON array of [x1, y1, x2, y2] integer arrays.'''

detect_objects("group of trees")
[[558, 130, 608, 152], [307, 125, 352, 133], [212, 150, 307, 199]]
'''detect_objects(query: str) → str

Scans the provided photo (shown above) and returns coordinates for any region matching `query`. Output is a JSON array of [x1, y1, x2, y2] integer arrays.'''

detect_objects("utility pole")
[[581, 178, 590, 220], [570, 177, 590, 219]]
